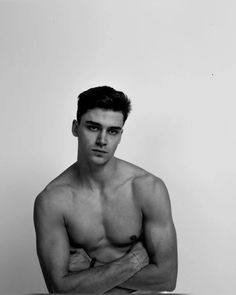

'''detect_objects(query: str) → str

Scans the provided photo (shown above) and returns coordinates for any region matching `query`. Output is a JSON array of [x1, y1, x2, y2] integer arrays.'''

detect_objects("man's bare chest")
[[65, 187, 143, 251]]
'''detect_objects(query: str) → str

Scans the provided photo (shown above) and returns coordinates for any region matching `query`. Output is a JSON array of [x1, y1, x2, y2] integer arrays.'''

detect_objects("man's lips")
[[91, 149, 108, 153]]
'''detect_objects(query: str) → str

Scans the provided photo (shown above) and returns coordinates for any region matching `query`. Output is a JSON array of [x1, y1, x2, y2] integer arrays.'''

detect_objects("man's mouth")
[[92, 149, 108, 154]]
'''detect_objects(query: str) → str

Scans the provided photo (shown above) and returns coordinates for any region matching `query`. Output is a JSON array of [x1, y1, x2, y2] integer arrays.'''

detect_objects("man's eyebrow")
[[85, 121, 101, 126], [85, 121, 122, 130], [108, 126, 123, 131]]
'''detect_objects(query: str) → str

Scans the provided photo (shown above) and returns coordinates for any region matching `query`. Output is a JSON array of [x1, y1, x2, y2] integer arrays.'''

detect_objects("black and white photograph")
[[0, 1, 235, 294]]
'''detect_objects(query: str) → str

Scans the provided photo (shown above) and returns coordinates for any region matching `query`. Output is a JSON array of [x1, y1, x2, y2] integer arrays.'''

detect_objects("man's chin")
[[90, 154, 110, 165]]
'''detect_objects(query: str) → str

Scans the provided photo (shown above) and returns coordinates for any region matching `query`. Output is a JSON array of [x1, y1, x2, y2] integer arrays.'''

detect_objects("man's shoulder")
[[34, 164, 77, 214], [119, 159, 165, 190], [117, 160, 166, 195], [37, 182, 73, 201], [133, 172, 166, 192], [35, 162, 78, 204], [119, 160, 169, 206], [34, 183, 74, 215]]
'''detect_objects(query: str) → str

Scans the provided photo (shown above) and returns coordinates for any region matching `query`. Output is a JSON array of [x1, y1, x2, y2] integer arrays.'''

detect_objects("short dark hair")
[[77, 86, 131, 123]]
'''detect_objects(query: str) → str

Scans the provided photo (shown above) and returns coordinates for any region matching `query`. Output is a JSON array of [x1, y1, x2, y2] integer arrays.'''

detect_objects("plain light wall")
[[0, 0, 235, 293]]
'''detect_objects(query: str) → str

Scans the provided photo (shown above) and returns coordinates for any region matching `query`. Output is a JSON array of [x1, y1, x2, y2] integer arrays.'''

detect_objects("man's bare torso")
[[44, 158, 150, 264]]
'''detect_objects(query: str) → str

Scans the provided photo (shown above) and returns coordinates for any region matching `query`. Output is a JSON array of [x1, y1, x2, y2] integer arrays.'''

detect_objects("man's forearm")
[[119, 263, 176, 292], [53, 252, 141, 294], [105, 286, 135, 294]]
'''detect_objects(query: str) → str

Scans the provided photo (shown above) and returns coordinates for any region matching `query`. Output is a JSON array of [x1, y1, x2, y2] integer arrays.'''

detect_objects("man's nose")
[[96, 130, 107, 146]]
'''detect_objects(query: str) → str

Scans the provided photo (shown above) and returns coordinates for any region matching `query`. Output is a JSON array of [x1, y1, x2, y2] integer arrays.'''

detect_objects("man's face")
[[74, 108, 124, 165]]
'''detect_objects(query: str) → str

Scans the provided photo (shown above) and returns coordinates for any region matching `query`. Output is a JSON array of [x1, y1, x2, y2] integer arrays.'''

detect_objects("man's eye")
[[108, 130, 119, 135], [88, 126, 99, 131]]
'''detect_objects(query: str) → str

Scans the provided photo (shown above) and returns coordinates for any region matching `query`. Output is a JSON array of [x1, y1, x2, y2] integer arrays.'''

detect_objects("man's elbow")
[[52, 283, 75, 294], [152, 267, 177, 292], [163, 264, 177, 291], [154, 277, 177, 292], [48, 281, 68, 293], [153, 277, 176, 292], [48, 276, 73, 293], [165, 277, 177, 291], [52, 275, 100, 294], [163, 269, 177, 292]]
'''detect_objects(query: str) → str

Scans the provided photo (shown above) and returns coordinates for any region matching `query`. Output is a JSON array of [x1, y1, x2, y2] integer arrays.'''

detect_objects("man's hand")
[[68, 249, 91, 272], [68, 243, 149, 272], [128, 242, 149, 271]]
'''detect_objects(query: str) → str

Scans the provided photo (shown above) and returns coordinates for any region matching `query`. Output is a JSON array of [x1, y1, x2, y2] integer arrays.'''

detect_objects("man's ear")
[[72, 120, 79, 137]]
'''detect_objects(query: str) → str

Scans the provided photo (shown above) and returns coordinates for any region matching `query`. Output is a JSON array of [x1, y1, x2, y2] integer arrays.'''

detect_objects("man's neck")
[[75, 157, 119, 190]]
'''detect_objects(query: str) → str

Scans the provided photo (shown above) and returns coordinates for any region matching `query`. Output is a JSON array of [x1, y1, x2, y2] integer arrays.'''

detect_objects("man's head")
[[73, 86, 131, 165], [76, 86, 131, 124]]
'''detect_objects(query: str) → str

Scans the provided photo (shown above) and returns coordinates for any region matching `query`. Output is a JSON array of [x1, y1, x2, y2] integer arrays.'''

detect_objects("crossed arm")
[[118, 177, 178, 292], [33, 178, 177, 293]]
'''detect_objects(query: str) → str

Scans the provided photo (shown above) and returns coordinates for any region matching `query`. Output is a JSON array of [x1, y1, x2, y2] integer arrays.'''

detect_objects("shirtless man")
[[34, 86, 178, 294]]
